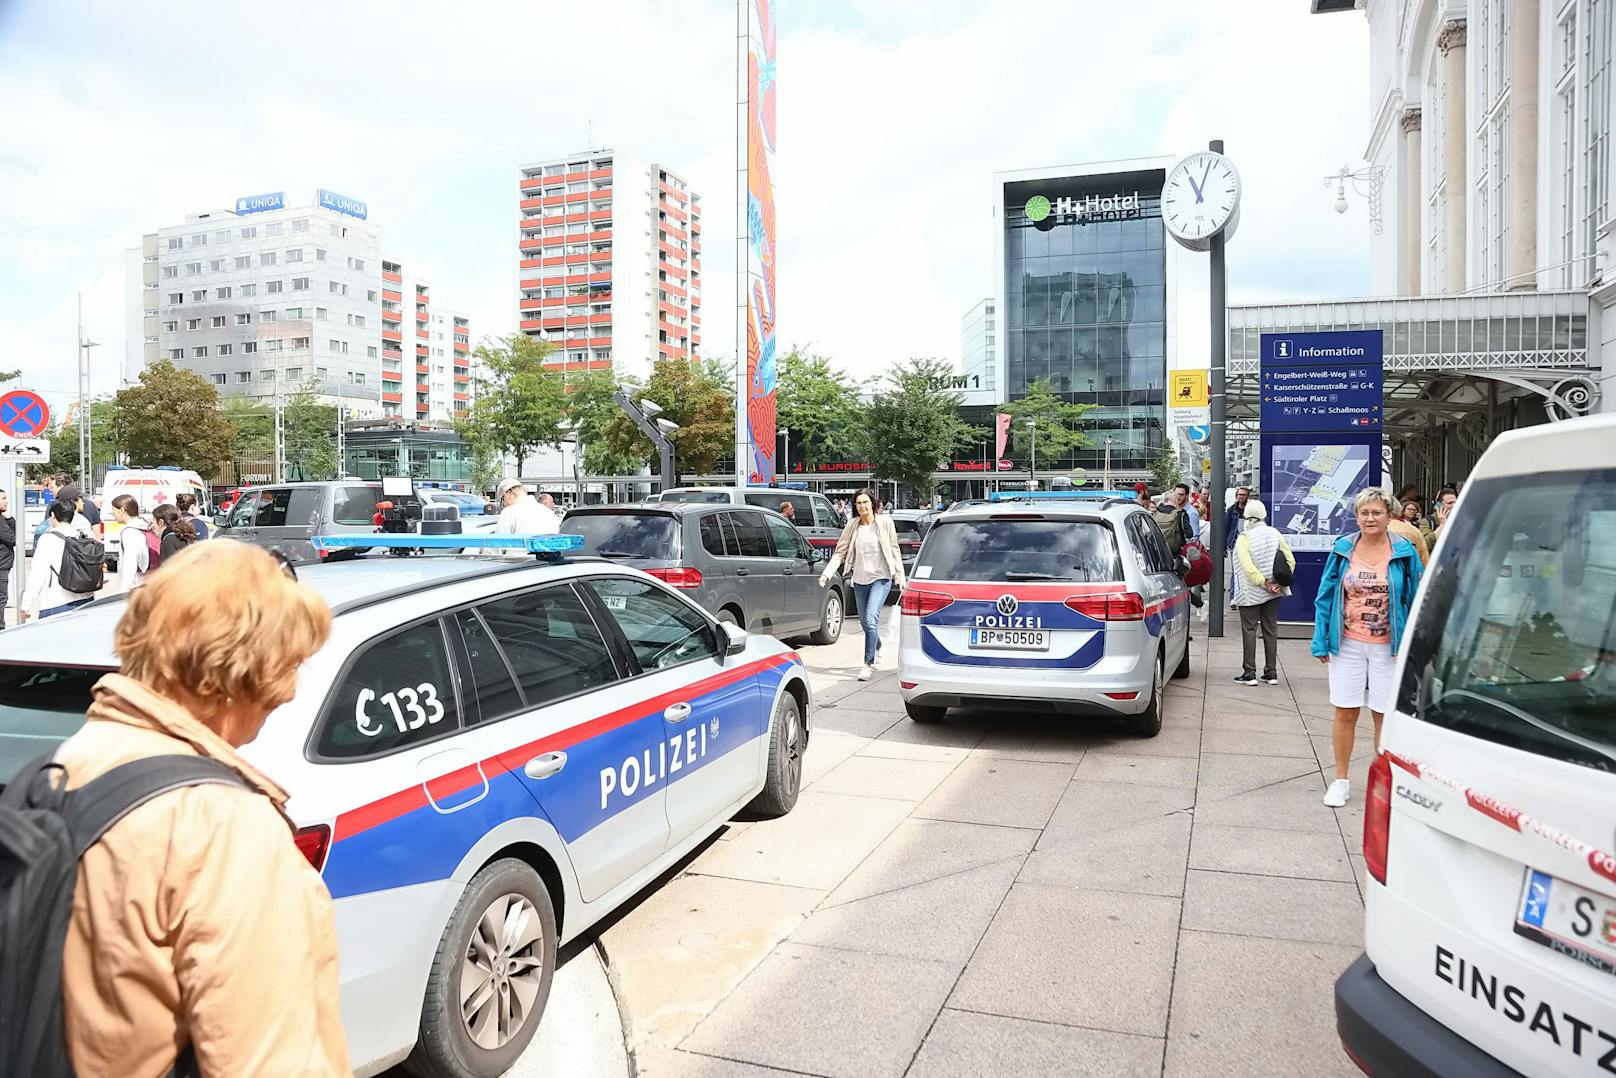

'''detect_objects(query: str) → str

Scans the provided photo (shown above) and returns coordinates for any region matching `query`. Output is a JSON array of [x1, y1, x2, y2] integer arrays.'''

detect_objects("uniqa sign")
[[235, 191, 286, 215], [1024, 192, 1141, 224], [318, 188, 369, 221]]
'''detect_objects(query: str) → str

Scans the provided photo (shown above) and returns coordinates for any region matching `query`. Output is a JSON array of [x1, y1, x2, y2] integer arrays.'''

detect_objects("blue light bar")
[[310, 533, 586, 553], [987, 490, 1131, 501]]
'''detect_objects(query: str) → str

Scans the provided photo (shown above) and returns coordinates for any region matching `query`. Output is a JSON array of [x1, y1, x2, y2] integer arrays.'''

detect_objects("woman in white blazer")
[[818, 488, 906, 680]]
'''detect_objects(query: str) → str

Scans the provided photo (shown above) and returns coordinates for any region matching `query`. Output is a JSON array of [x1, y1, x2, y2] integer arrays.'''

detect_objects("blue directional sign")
[[1260, 330, 1383, 433]]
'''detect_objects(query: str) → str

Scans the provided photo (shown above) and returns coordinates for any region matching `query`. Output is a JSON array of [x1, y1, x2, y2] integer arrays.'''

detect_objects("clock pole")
[[1207, 138, 1228, 639]]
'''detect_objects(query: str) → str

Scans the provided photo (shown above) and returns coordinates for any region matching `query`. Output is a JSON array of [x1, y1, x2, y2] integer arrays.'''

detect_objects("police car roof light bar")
[[986, 490, 1133, 501], [310, 533, 586, 553]]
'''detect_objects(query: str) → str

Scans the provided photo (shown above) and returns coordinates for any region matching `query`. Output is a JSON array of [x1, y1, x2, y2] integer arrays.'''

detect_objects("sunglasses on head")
[[269, 549, 298, 580]]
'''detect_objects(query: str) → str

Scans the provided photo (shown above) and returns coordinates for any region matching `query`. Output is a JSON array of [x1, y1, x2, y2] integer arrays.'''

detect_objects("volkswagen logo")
[[996, 594, 1018, 616]]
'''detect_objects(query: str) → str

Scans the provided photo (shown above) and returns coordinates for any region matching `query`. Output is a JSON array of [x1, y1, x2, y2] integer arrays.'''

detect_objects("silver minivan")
[[658, 487, 846, 554], [214, 481, 384, 562]]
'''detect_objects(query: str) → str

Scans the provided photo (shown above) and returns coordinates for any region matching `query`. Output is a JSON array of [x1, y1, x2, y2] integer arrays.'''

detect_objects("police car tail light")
[[294, 823, 331, 872], [1064, 591, 1144, 621], [900, 589, 955, 617], [1364, 753, 1393, 885], [647, 566, 703, 588]]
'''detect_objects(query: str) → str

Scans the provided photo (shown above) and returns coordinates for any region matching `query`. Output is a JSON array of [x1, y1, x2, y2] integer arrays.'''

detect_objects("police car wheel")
[[746, 690, 803, 817], [905, 701, 946, 724], [408, 858, 557, 1078], [809, 588, 843, 645], [1171, 635, 1191, 679], [1126, 651, 1164, 738]]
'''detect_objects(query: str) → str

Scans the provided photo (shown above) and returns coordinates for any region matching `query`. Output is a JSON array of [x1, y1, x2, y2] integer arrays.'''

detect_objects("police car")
[[0, 534, 811, 1078], [1336, 413, 1616, 1077], [898, 493, 1191, 734]]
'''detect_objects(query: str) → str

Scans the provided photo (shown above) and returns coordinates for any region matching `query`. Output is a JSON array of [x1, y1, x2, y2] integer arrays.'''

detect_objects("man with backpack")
[[20, 500, 102, 620], [109, 495, 159, 591]]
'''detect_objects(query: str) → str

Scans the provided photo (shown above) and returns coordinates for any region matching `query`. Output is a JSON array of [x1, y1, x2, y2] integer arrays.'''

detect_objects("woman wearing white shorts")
[[1310, 488, 1423, 807]]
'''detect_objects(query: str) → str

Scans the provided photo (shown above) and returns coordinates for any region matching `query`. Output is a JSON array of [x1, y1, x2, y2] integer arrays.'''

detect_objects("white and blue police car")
[[898, 493, 1192, 734], [0, 534, 811, 1077]]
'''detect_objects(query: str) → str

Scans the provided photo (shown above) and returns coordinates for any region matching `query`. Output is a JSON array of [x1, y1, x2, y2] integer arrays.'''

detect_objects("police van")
[[1336, 413, 1616, 1077], [0, 534, 812, 1077]]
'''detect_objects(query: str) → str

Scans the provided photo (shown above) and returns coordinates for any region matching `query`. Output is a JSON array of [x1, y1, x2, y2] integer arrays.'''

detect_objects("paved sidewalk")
[[603, 626, 1372, 1078]]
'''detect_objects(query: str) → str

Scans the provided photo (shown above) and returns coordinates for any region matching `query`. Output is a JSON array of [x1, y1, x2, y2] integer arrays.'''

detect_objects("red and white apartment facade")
[[378, 259, 472, 422], [517, 150, 701, 382]]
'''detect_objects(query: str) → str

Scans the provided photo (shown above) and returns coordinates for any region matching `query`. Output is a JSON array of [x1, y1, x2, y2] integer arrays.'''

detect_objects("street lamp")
[[1022, 418, 1037, 491], [1324, 163, 1386, 235]]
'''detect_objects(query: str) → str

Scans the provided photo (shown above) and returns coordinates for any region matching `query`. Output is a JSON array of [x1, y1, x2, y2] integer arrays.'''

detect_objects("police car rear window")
[[915, 519, 1121, 582], [0, 665, 105, 786], [567, 512, 679, 559], [1398, 470, 1616, 773]]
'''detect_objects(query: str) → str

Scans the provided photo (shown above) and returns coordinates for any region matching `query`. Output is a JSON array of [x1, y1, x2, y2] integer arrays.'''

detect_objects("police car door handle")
[[523, 752, 568, 780], [664, 702, 692, 723]]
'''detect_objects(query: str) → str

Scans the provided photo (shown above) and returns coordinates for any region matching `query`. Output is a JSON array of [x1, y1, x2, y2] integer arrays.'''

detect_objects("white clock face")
[[1162, 152, 1241, 249]]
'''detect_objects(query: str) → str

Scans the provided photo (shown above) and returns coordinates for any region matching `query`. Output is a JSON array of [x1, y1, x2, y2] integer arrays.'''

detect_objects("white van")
[[100, 466, 211, 554], [1336, 413, 1616, 1076]]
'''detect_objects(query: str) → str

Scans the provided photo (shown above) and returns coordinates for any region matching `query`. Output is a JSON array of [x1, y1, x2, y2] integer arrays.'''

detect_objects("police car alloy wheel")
[[810, 588, 844, 645], [747, 691, 804, 817], [1126, 652, 1165, 738], [408, 858, 557, 1078]]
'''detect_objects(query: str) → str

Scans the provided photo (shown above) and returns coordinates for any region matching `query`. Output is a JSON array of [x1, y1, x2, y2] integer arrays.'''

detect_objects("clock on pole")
[[1162, 150, 1242, 251]]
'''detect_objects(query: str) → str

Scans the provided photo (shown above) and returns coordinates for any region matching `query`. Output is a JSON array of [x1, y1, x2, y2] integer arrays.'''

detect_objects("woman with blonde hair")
[[40, 541, 349, 1075]]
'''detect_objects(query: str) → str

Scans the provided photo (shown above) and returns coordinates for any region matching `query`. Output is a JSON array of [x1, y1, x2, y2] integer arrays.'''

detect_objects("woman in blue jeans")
[[819, 488, 906, 681]]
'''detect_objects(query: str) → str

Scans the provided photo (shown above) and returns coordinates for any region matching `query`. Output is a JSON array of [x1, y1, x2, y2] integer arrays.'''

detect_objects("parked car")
[[658, 486, 845, 553], [420, 489, 494, 517], [1335, 412, 1616, 1078], [885, 509, 938, 576], [562, 501, 846, 646], [213, 481, 384, 562]]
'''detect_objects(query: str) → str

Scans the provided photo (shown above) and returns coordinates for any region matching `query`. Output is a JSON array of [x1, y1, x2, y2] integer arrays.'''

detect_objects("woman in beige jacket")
[[54, 540, 350, 1077], [818, 487, 906, 680]]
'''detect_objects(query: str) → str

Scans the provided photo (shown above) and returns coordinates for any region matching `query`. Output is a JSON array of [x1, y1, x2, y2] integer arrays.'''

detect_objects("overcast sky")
[[0, 0, 1370, 415]]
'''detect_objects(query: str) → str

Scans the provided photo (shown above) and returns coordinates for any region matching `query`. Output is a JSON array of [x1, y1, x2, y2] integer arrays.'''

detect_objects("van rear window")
[[566, 512, 679, 559], [0, 665, 106, 786], [661, 491, 730, 504], [1397, 471, 1616, 773], [914, 519, 1120, 582]]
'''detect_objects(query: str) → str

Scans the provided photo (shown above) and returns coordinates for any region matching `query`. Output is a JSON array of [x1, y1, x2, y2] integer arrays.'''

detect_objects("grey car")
[[563, 502, 847, 646], [657, 487, 846, 556], [213, 481, 384, 562]]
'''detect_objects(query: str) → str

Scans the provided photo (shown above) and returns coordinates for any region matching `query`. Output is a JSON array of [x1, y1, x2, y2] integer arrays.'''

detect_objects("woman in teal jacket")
[[1311, 488, 1423, 809]]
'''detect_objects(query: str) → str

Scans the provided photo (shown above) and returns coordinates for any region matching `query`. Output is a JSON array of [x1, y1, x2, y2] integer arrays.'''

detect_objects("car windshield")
[[1397, 470, 1616, 773], [661, 491, 731, 504], [566, 512, 680, 559], [0, 664, 107, 786], [914, 518, 1121, 582]]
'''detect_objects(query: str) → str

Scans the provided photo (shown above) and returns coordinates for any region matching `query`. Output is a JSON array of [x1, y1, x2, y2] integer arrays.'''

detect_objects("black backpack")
[[54, 534, 105, 595], [0, 753, 247, 1076]]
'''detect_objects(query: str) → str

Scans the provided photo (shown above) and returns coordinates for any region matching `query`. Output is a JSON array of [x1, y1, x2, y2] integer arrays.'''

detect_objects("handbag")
[[1271, 542, 1294, 587]]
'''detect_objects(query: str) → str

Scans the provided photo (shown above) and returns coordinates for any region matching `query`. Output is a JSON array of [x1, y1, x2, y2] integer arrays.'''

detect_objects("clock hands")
[[1184, 170, 1204, 203]]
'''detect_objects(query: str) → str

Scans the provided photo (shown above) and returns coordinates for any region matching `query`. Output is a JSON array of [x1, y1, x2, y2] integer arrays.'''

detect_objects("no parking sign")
[[0, 390, 49, 439]]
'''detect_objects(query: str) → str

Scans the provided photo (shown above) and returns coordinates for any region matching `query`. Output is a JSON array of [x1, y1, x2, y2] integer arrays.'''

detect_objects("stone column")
[[1402, 108, 1423, 295], [1507, 0, 1540, 289], [1440, 19, 1468, 290]]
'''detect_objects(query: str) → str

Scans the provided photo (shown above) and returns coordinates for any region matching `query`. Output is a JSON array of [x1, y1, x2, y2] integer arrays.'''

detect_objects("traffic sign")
[[1188, 425, 1211, 445], [0, 390, 50, 438], [0, 438, 49, 462]]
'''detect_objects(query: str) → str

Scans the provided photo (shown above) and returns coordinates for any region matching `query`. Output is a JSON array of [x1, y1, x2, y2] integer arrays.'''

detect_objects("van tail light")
[[900, 589, 955, 617], [294, 823, 331, 872], [1064, 591, 1145, 621], [1364, 753, 1393, 885], [647, 566, 703, 588]]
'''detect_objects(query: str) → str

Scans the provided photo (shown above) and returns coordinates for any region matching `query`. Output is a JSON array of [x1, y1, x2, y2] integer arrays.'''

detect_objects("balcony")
[[382, 289, 403, 303], [416, 363, 430, 375], [520, 176, 545, 193], [417, 328, 429, 339], [454, 392, 470, 402], [382, 391, 403, 403], [519, 319, 544, 332], [382, 271, 402, 284], [382, 328, 403, 342], [382, 347, 403, 359], [416, 383, 431, 394], [519, 197, 543, 211]]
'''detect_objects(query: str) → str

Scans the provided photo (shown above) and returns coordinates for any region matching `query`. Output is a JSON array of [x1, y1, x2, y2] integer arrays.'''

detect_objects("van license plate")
[[969, 628, 1049, 651], [1514, 867, 1616, 978]]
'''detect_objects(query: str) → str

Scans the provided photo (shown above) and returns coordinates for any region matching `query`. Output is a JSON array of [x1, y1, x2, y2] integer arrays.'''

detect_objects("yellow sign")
[[1170, 370, 1209, 409]]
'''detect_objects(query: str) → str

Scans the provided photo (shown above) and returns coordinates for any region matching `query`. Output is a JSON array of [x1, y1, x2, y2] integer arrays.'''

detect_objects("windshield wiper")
[[1004, 571, 1064, 581]]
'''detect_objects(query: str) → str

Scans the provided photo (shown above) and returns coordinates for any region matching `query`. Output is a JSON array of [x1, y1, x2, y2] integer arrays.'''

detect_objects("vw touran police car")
[[1335, 413, 1616, 1077], [0, 535, 811, 1077], [898, 494, 1191, 735]]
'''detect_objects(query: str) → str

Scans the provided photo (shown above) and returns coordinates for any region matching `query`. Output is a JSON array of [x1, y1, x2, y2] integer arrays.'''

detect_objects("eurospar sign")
[[1024, 192, 1141, 225]]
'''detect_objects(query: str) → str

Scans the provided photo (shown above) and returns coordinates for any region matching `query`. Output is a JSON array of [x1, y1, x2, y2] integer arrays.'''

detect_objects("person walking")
[[1223, 486, 1250, 551], [493, 479, 558, 540], [1132, 482, 1153, 510], [1231, 499, 1293, 686], [1312, 488, 1423, 808], [20, 500, 99, 620], [1388, 497, 1431, 567], [174, 491, 210, 540], [1422, 486, 1458, 548], [41, 540, 350, 1075], [819, 488, 905, 681], [0, 489, 15, 625], [152, 503, 199, 562], [109, 495, 156, 592]]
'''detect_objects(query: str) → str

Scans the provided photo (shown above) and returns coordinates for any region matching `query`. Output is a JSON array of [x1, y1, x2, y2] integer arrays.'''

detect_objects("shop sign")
[[1024, 192, 1141, 224]]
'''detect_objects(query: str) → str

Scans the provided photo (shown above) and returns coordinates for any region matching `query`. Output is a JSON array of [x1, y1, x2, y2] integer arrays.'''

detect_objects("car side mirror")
[[720, 621, 747, 658], [214, 512, 228, 528]]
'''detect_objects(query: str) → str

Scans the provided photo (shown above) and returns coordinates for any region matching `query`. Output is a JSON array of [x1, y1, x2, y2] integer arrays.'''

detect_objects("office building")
[[516, 150, 702, 382], [959, 298, 998, 406]]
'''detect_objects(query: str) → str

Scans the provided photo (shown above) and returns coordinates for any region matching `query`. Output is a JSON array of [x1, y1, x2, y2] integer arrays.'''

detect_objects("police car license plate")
[[1514, 867, 1616, 978], [970, 628, 1049, 651]]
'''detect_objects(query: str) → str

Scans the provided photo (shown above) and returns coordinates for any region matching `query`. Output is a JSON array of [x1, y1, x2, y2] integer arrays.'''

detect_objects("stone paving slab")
[[1020, 809, 1193, 897], [914, 756, 1075, 830], [1181, 869, 1364, 947], [1074, 750, 1199, 788], [1189, 824, 1356, 882], [810, 752, 960, 802], [907, 1009, 1164, 1078], [691, 789, 913, 891]]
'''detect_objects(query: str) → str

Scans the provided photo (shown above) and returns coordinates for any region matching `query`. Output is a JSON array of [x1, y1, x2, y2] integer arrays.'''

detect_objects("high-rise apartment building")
[[516, 150, 701, 383], [378, 259, 472, 422]]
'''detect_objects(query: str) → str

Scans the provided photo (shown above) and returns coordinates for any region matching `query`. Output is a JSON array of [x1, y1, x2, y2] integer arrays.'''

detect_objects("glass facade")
[[1003, 171, 1167, 470]]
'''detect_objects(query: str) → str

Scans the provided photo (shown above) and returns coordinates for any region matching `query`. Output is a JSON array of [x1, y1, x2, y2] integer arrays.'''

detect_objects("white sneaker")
[[1323, 779, 1351, 808], [858, 664, 873, 681]]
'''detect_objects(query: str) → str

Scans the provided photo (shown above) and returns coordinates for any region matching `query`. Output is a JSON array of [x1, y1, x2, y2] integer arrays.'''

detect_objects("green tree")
[[42, 401, 117, 483], [283, 387, 340, 481], [996, 378, 1094, 465], [1148, 450, 1183, 492], [776, 347, 864, 465], [854, 357, 974, 505], [596, 359, 736, 480], [457, 334, 568, 476], [567, 368, 649, 476], [220, 396, 274, 461], [109, 360, 236, 473]]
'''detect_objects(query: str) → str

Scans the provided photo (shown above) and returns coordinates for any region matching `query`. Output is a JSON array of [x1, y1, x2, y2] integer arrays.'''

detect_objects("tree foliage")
[[282, 387, 339, 481], [853, 358, 974, 505], [596, 359, 735, 480], [458, 335, 567, 475], [42, 401, 117, 483], [109, 360, 236, 473], [996, 378, 1094, 464], [775, 347, 864, 465], [1148, 450, 1183, 492], [567, 368, 648, 476]]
